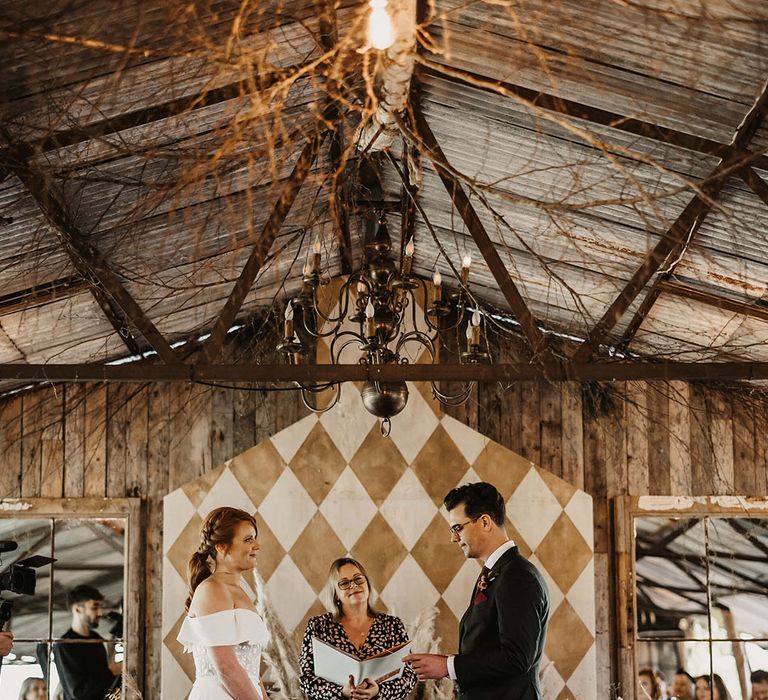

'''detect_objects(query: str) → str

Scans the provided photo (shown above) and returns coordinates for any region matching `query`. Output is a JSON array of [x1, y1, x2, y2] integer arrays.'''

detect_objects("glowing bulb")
[[366, 299, 375, 318], [432, 270, 442, 286], [367, 0, 395, 50], [472, 309, 481, 326], [465, 323, 473, 340], [284, 303, 293, 321], [462, 254, 472, 269], [405, 238, 414, 257]]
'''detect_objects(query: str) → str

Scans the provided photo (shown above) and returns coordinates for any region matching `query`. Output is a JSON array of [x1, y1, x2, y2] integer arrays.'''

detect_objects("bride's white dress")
[[177, 608, 270, 699]]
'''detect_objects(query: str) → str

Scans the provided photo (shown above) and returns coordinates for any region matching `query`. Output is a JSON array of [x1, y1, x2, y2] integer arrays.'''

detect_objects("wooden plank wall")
[[1, 379, 767, 697]]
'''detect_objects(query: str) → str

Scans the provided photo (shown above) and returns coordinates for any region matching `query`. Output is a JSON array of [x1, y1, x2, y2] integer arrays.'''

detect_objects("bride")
[[178, 506, 269, 699]]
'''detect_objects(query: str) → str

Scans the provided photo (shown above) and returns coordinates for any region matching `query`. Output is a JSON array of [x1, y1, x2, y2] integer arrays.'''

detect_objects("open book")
[[311, 637, 413, 686]]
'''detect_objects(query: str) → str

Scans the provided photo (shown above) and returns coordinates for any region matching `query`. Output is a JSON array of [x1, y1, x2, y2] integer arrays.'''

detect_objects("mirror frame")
[[0, 497, 142, 696], [613, 495, 768, 700]]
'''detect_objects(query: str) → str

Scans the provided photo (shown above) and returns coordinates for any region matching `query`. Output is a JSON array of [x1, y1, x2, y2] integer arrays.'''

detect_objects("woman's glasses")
[[337, 574, 367, 590]]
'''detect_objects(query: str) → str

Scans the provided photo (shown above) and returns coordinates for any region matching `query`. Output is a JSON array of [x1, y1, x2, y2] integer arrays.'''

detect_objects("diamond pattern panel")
[[350, 512, 408, 590], [229, 440, 285, 505], [411, 512, 467, 592], [350, 424, 409, 506], [196, 466, 256, 518], [290, 422, 347, 506], [258, 468, 317, 550], [163, 382, 596, 699], [380, 468, 438, 550], [507, 469, 564, 550], [545, 600, 595, 682], [319, 466, 378, 550], [411, 424, 470, 506], [535, 513, 592, 595], [290, 511, 346, 593]]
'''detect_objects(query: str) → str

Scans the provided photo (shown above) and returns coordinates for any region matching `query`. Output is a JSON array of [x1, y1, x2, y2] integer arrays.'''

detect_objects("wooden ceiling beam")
[[197, 132, 326, 364], [1, 138, 179, 363], [740, 167, 768, 209], [411, 108, 556, 369], [659, 279, 768, 324], [6, 360, 768, 383], [576, 80, 768, 360]]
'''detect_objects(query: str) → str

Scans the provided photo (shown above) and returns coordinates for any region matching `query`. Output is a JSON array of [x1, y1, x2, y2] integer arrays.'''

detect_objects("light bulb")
[[365, 299, 375, 318], [465, 323, 473, 340], [462, 254, 472, 269], [432, 270, 442, 286], [313, 239, 321, 254], [367, 0, 395, 50], [405, 238, 414, 257], [284, 303, 294, 321], [472, 309, 481, 327]]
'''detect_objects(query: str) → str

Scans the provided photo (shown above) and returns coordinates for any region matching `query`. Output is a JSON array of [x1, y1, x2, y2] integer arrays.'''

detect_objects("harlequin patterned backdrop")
[[161, 381, 597, 699]]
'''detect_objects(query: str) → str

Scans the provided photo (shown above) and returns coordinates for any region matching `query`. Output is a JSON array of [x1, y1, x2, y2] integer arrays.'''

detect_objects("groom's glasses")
[[449, 517, 479, 536], [337, 575, 367, 590]]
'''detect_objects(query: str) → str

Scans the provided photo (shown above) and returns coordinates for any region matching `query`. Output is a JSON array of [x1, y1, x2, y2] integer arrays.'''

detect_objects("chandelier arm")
[[299, 383, 342, 413], [394, 331, 435, 361], [310, 275, 358, 326], [329, 331, 367, 363], [431, 381, 474, 406]]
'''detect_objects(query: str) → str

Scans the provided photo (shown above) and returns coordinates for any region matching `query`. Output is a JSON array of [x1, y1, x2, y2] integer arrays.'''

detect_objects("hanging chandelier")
[[277, 212, 490, 435]]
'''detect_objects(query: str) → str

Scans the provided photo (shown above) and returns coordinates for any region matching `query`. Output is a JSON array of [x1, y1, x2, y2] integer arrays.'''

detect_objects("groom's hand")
[[404, 653, 448, 681]]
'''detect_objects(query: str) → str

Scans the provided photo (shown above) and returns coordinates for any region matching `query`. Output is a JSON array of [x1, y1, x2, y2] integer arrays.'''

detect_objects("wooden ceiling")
[[1, 0, 768, 390]]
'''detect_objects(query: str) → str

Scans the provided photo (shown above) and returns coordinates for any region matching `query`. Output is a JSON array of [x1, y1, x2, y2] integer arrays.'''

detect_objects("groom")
[[405, 482, 550, 699]]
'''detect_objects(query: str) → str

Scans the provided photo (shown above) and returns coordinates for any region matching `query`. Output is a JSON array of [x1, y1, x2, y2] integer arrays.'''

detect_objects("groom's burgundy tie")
[[472, 565, 491, 605]]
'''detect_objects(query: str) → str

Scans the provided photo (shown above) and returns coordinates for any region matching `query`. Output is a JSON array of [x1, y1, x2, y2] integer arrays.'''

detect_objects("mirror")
[[0, 500, 135, 700], [633, 514, 768, 700]]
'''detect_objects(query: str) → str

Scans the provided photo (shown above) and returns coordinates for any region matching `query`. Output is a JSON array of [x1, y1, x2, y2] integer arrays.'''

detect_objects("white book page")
[[312, 637, 412, 685]]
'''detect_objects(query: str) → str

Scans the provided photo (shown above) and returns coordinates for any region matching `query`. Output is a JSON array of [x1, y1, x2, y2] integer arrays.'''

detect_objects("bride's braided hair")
[[185, 506, 258, 610]]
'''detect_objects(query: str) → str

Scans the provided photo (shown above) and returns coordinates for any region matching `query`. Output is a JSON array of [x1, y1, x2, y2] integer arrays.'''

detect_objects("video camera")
[[0, 540, 56, 626]]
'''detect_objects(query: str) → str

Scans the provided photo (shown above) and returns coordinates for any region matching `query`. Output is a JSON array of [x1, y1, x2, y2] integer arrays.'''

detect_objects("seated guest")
[[53, 585, 121, 700], [299, 557, 416, 700], [695, 674, 731, 700], [18, 678, 46, 700], [671, 669, 695, 700], [752, 670, 768, 700], [639, 667, 662, 700]]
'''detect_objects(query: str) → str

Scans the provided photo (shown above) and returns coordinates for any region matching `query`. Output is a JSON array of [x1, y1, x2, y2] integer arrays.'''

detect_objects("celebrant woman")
[[299, 557, 417, 700]]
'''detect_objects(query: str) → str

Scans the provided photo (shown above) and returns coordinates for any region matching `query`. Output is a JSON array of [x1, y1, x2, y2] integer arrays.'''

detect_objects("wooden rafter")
[[574, 79, 768, 361], [197, 132, 326, 364], [659, 279, 768, 324], [7, 359, 768, 383], [1, 138, 179, 364], [410, 108, 555, 368], [417, 63, 768, 172], [740, 167, 768, 209]]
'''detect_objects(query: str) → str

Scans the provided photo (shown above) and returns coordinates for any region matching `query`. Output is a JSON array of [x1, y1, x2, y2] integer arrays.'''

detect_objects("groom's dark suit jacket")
[[453, 546, 550, 700]]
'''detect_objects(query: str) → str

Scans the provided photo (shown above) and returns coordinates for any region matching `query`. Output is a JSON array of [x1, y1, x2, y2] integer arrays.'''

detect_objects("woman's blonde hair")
[[323, 557, 379, 621], [18, 677, 45, 700]]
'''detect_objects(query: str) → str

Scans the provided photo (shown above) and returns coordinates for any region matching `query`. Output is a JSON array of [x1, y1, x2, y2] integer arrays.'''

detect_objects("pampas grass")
[[405, 606, 455, 700], [252, 568, 302, 699]]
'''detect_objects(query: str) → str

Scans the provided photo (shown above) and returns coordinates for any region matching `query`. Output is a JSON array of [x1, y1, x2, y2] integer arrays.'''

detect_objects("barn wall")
[[1, 378, 767, 697]]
